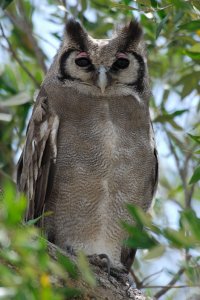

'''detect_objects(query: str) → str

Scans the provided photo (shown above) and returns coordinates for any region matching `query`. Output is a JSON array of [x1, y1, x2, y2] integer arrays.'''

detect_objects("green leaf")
[[126, 204, 153, 229], [185, 50, 200, 60], [2, 182, 26, 225], [180, 209, 200, 240], [124, 228, 157, 249], [156, 15, 169, 38], [188, 134, 200, 144], [110, 2, 135, 11], [154, 109, 188, 123], [81, 0, 87, 10], [57, 252, 78, 279], [179, 20, 200, 31], [0, 0, 13, 9], [191, 0, 200, 10], [143, 245, 165, 260], [177, 72, 200, 98], [26, 211, 53, 226], [62, 287, 82, 298], [0, 113, 12, 122], [163, 228, 199, 248], [150, 0, 158, 8], [77, 252, 96, 287], [0, 92, 31, 107], [189, 166, 200, 184], [188, 44, 200, 53], [168, 119, 183, 131]]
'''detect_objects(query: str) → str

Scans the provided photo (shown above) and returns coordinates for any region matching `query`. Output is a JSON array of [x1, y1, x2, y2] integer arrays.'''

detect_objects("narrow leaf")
[[188, 134, 200, 144], [0, 92, 30, 107], [179, 20, 200, 31], [0, 0, 13, 9], [26, 211, 53, 226], [191, 0, 200, 10], [156, 15, 169, 38], [150, 0, 158, 8], [77, 252, 96, 287], [143, 245, 165, 260], [57, 252, 78, 279], [189, 166, 200, 184], [154, 109, 188, 123], [0, 113, 12, 122]]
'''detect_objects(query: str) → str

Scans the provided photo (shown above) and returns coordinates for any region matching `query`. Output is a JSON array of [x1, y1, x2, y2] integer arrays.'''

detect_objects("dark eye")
[[112, 58, 130, 70], [75, 58, 91, 67]]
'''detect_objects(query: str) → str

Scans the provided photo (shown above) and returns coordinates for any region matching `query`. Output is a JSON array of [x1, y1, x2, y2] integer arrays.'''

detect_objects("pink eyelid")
[[76, 51, 88, 58], [116, 52, 128, 59]]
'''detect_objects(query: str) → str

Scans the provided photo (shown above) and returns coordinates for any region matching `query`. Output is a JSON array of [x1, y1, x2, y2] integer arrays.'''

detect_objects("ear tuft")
[[125, 20, 143, 41], [65, 18, 87, 50], [119, 20, 143, 50]]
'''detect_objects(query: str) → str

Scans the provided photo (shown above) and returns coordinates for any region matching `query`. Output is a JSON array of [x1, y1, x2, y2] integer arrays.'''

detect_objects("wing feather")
[[121, 123, 158, 271], [17, 95, 59, 222]]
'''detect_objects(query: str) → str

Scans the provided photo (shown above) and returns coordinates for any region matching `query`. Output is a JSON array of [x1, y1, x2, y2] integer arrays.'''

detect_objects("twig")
[[111, 1, 173, 13], [18, 1, 47, 73], [0, 23, 40, 88], [144, 284, 200, 289], [33, 33, 57, 49], [130, 269, 143, 289], [165, 129, 196, 209], [5, 6, 47, 73], [153, 267, 185, 299], [141, 269, 164, 286]]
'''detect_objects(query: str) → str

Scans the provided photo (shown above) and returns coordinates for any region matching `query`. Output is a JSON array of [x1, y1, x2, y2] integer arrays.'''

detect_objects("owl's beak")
[[97, 66, 108, 94]]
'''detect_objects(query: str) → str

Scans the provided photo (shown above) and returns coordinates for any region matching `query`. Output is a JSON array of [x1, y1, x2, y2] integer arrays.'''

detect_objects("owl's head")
[[53, 19, 150, 99]]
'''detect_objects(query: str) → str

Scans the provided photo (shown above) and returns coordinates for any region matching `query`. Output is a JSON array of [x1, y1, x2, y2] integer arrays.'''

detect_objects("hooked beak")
[[97, 66, 108, 94]]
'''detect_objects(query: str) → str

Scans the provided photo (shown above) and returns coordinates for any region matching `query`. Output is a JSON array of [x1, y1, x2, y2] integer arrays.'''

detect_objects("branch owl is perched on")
[[17, 19, 158, 273]]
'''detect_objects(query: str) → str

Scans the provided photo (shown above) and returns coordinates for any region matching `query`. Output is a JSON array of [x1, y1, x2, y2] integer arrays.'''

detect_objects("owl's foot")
[[88, 253, 111, 276], [65, 244, 76, 256], [88, 254, 128, 284]]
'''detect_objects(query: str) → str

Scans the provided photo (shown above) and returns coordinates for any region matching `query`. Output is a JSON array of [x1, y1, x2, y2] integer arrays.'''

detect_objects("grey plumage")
[[17, 19, 158, 271]]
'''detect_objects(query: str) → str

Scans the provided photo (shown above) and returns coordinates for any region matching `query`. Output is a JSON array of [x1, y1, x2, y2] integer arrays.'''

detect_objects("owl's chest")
[[55, 96, 149, 175]]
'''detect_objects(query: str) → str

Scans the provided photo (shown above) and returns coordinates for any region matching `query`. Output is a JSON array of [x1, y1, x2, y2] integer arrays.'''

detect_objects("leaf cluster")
[[0, 182, 95, 299]]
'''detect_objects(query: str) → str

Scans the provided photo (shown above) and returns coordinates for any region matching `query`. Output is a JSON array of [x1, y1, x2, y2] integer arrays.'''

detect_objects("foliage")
[[0, 0, 200, 299], [0, 181, 84, 299], [124, 203, 200, 261], [123, 204, 200, 298]]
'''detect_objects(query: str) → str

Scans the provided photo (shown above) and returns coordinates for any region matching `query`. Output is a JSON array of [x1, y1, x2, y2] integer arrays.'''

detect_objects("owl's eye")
[[112, 58, 130, 70], [75, 58, 91, 67]]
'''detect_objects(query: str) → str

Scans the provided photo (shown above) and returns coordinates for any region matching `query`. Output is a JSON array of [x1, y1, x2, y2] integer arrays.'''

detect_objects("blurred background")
[[0, 0, 200, 299]]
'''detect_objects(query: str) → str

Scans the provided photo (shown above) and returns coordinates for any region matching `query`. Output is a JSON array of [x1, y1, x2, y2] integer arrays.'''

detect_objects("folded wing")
[[17, 93, 59, 222]]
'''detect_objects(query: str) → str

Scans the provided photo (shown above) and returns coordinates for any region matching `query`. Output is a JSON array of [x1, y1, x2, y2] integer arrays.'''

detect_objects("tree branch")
[[0, 23, 40, 88], [5, 5, 47, 74], [144, 284, 200, 289], [153, 267, 185, 299], [47, 241, 153, 300], [141, 269, 164, 286], [165, 130, 196, 209], [129, 269, 143, 289]]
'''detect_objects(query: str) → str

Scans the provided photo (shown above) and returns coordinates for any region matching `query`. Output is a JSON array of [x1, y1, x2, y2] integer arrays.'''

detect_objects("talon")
[[65, 244, 76, 256], [88, 254, 128, 284], [98, 254, 111, 279], [88, 253, 111, 278]]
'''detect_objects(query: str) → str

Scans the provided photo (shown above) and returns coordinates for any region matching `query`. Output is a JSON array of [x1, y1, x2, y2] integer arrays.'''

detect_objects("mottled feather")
[[17, 92, 59, 221]]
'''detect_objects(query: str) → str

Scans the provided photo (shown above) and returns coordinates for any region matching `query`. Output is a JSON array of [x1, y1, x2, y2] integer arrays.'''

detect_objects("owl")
[[17, 19, 158, 274]]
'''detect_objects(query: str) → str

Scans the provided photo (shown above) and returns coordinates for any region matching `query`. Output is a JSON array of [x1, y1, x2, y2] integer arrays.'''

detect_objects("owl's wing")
[[121, 133, 158, 271], [17, 93, 59, 222]]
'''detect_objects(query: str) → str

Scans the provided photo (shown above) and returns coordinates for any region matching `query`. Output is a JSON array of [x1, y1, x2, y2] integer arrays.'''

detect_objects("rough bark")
[[47, 241, 154, 300]]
